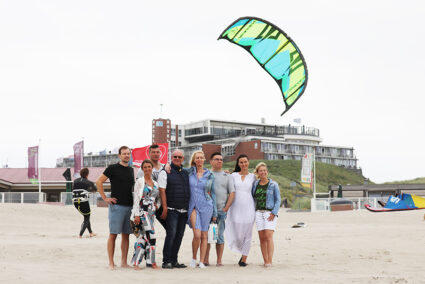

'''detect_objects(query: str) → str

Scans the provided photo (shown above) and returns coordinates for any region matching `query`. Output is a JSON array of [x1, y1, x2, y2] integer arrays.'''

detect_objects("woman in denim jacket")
[[186, 151, 217, 268], [251, 162, 281, 267]]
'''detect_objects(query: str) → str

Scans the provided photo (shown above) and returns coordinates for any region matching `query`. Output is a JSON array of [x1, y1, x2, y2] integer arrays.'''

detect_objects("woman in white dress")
[[225, 154, 256, 267]]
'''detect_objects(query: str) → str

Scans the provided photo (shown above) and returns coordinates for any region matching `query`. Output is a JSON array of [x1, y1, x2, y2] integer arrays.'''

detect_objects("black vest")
[[166, 163, 190, 210]]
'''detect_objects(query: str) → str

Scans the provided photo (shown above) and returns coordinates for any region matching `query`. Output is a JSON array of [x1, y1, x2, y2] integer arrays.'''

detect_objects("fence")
[[311, 197, 378, 212], [0, 192, 46, 204], [60, 192, 103, 206], [0, 192, 106, 206]]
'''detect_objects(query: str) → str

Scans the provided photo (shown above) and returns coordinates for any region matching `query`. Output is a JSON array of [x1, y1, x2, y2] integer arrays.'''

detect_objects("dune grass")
[[203, 159, 368, 208]]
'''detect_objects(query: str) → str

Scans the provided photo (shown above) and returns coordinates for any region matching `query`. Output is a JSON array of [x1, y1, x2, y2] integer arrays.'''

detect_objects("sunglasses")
[[173, 156, 183, 159]]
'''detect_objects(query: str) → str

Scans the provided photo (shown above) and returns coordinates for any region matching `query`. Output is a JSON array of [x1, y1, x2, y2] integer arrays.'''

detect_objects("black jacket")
[[73, 178, 97, 192]]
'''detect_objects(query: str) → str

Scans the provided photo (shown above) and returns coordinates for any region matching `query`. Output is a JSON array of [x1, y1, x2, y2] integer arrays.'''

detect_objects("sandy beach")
[[1, 204, 424, 284]]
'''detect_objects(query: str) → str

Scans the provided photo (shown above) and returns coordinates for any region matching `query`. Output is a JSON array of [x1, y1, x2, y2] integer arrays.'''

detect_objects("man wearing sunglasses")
[[161, 149, 190, 269]]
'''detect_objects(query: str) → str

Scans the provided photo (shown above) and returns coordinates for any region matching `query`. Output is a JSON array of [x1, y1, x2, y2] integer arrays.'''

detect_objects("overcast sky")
[[1, 0, 424, 183]]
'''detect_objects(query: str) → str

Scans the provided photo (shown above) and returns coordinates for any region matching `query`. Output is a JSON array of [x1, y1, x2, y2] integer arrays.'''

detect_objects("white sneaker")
[[199, 262, 206, 269], [189, 259, 197, 268]]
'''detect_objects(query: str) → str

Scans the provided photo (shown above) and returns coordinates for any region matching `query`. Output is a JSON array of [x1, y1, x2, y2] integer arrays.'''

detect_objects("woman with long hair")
[[252, 162, 281, 267], [225, 154, 256, 267], [131, 159, 160, 269], [187, 150, 217, 268]]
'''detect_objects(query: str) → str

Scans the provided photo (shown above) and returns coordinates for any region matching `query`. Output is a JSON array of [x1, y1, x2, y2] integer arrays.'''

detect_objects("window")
[[156, 121, 163, 127]]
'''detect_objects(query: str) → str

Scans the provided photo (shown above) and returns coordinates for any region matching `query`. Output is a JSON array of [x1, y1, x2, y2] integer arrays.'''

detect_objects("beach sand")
[[1, 204, 424, 284]]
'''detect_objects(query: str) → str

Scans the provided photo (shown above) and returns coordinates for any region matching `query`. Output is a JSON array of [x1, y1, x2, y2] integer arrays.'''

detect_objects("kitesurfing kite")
[[365, 194, 425, 212], [218, 17, 308, 115]]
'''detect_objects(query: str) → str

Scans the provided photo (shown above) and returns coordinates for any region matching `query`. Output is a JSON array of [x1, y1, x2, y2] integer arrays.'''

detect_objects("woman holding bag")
[[187, 151, 217, 268]]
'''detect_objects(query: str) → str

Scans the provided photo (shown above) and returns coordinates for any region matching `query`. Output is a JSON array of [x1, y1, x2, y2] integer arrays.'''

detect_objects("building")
[[153, 118, 359, 170], [152, 118, 172, 144], [0, 167, 125, 202], [56, 150, 120, 168], [326, 184, 425, 201], [56, 118, 359, 171]]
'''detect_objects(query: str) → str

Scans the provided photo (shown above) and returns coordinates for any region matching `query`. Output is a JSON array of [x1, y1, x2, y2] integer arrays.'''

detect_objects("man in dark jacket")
[[160, 149, 190, 269]]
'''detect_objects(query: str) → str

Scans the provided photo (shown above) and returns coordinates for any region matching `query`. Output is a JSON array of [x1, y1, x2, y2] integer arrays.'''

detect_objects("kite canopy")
[[365, 193, 425, 212], [384, 194, 425, 210], [219, 17, 308, 116]]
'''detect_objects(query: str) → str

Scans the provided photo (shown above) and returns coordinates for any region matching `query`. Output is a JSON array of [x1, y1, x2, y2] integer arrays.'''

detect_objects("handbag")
[[208, 223, 218, 244]]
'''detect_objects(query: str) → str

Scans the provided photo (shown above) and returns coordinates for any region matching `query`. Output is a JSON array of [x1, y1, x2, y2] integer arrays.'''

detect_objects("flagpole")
[[82, 137, 85, 169], [313, 149, 316, 199], [38, 139, 42, 203]]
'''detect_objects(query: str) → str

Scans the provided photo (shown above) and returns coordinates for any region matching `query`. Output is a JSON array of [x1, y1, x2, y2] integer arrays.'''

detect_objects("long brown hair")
[[233, 154, 249, 173]]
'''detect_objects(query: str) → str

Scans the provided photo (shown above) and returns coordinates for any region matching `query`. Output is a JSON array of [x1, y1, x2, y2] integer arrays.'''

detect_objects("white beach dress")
[[225, 172, 256, 256]]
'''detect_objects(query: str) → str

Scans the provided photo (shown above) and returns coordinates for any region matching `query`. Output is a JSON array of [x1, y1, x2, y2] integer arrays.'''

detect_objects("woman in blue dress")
[[187, 150, 217, 268]]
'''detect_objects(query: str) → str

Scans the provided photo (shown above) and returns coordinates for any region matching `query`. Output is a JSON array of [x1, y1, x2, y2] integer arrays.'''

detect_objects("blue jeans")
[[108, 204, 132, 234], [162, 209, 187, 264], [216, 210, 227, 244]]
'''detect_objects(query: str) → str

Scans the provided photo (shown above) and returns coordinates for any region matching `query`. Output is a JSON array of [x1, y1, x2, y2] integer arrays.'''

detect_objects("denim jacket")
[[251, 178, 281, 216], [187, 167, 218, 217]]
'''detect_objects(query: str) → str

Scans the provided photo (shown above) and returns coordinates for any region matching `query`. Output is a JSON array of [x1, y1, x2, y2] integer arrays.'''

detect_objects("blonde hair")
[[190, 150, 205, 167], [254, 162, 268, 178]]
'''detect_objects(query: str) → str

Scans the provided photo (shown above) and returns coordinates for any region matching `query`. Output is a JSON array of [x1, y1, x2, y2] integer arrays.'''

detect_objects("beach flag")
[[62, 168, 72, 192], [301, 153, 313, 188], [132, 143, 168, 168], [73, 141, 84, 178], [27, 146, 39, 184]]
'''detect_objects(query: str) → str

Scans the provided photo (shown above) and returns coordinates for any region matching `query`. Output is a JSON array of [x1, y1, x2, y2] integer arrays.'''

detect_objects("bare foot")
[[79, 235, 82, 239], [134, 265, 140, 270], [216, 263, 223, 267], [151, 263, 159, 269], [89, 233, 97, 237], [108, 263, 116, 270], [121, 264, 131, 269]]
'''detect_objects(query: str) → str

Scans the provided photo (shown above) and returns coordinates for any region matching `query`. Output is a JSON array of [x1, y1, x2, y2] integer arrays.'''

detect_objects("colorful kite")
[[365, 194, 425, 212], [219, 17, 308, 115]]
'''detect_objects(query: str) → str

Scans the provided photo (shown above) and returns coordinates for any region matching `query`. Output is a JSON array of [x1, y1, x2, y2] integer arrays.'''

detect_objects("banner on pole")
[[28, 146, 39, 184], [132, 143, 168, 168], [73, 141, 84, 178], [301, 153, 313, 189]]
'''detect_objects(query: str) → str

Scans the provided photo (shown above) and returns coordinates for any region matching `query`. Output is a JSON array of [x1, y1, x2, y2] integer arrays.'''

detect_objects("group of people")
[[73, 144, 281, 270]]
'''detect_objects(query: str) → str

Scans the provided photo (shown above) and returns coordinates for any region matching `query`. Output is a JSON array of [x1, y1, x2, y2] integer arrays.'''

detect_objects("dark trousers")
[[162, 209, 187, 264], [74, 201, 92, 236], [155, 206, 167, 229]]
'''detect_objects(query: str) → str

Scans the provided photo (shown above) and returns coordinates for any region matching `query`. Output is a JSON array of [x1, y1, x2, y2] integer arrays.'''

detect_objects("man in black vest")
[[160, 149, 190, 269]]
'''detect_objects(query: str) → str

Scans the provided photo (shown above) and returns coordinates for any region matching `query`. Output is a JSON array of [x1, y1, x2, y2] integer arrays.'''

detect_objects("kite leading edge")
[[218, 17, 308, 116]]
